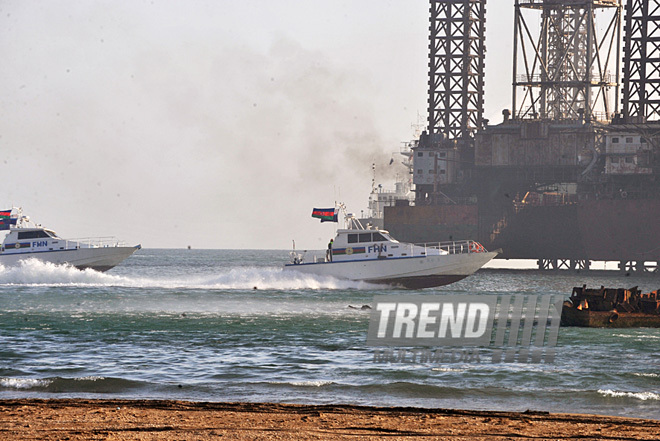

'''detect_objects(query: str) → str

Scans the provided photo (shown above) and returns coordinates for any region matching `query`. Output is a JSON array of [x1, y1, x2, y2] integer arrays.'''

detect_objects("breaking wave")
[[288, 380, 335, 387], [598, 389, 660, 401], [0, 378, 52, 390], [0, 376, 147, 393]]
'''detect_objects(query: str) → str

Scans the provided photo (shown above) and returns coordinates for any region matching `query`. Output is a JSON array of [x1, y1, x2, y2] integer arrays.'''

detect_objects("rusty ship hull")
[[385, 198, 660, 263]]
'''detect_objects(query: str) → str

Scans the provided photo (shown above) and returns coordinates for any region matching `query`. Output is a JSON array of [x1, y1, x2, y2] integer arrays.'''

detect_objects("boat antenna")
[[337, 203, 365, 230], [336, 203, 347, 229]]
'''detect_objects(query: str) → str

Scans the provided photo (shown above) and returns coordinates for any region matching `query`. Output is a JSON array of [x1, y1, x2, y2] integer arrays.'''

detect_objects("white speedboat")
[[285, 208, 498, 289], [0, 208, 140, 271]]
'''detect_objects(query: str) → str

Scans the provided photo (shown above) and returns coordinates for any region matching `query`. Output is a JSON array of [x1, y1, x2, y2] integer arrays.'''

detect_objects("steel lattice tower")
[[623, 0, 660, 121], [427, 0, 486, 140], [512, 0, 621, 122]]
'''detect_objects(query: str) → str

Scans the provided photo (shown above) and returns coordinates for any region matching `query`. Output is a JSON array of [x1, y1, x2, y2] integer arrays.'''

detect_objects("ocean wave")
[[430, 367, 466, 373], [0, 376, 145, 393], [0, 377, 52, 389], [263, 380, 479, 398], [0, 259, 378, 290], [288, 380, 335, 387], [612, 333, 660, 340], [632, 373, 660, 378], [73, 376, 106, 381], [598, 389, 660, 401]]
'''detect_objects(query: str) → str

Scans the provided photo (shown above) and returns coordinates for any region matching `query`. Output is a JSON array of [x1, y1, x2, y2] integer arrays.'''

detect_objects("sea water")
[[0, 249, 659, 419]]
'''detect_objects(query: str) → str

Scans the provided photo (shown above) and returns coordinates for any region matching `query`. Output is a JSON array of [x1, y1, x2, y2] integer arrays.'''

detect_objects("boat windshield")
[[378, 232, 399, 243], [15, 229, 59, 240], [346, 231, 398, 244]]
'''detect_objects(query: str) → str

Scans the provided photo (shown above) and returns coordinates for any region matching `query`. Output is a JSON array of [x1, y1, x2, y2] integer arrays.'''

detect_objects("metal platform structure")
[[427, 0, 486, 140], [384, 0, 660, 272], [512, 0, 621, 122], [414, 0, 486, 205], [622, 0, 660, 121]]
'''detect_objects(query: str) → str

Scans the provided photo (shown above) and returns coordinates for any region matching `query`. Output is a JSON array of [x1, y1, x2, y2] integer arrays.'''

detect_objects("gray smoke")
[[0, 3, 423, 248]]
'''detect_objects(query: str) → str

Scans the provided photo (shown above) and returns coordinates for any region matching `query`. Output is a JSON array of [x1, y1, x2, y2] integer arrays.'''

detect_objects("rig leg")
[[571, 259, 591, 270], [557, 259, 571, 270], [619, 260, 633, 273], [537, 259, 559, 270], [642, 261, 658, 273]]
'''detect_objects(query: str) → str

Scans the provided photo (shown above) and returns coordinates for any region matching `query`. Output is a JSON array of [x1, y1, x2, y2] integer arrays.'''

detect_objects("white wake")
[[0, 258, 379, 290]]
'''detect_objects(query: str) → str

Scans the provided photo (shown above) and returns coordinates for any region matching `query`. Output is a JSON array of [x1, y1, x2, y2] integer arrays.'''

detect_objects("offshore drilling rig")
[[384, 0, 660, 272]]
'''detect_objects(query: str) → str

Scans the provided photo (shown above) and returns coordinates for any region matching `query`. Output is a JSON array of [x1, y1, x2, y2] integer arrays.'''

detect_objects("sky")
[[0, 1, 513, 249]]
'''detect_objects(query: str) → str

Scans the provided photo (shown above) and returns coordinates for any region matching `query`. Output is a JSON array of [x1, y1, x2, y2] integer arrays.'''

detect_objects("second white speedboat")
[[0, 208, 140, 271], [285, 208, 498, 289]]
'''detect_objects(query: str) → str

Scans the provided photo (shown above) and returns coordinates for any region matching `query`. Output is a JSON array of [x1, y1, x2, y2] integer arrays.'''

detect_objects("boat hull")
[[561, 306, 660, 328], [284, 251, 497, 288], [367, 274, 468, 289], [0, 245, 141, 272]]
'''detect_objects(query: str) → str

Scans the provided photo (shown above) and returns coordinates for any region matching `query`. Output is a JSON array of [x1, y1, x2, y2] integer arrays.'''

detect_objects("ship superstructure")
[[384, 0, 660, 272]]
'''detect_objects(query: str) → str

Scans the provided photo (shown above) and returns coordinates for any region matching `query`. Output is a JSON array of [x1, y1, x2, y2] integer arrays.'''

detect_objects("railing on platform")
[[64, 237, 126, 249], [407, 240, 487, 257]]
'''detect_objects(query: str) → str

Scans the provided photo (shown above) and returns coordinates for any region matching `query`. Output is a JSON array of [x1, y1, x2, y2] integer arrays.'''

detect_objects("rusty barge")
[[561, 285, 660, 327]]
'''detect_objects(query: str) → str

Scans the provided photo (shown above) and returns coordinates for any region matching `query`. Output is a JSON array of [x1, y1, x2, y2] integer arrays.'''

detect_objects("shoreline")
[[2, 399, 659, 440]]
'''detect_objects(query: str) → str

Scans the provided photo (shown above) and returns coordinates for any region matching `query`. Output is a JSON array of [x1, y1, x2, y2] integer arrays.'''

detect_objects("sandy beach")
[[1, 399, 659, 440]]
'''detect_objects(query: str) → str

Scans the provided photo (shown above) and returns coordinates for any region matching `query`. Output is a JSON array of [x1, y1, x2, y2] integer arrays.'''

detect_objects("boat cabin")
[[1, 227, 65, 254], [328, 228, 447, 262]]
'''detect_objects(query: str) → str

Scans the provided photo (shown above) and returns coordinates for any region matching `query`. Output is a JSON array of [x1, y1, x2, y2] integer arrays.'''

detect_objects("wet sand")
[[2, 399, 659, 440]]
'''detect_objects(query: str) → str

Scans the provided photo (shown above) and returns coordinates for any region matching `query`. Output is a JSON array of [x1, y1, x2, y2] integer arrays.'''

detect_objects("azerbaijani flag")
[[0, 209, 11, 219], [0, 218, 17, 230], [311, 207, 337, 223]]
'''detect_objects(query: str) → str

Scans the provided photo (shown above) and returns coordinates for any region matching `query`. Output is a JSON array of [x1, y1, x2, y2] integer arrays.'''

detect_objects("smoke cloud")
[[0, 1, 510, 249]]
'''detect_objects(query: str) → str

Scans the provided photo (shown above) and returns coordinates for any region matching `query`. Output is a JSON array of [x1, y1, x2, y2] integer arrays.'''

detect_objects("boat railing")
[[64, 237, 127, 249], [410, 240, 487, 256]]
